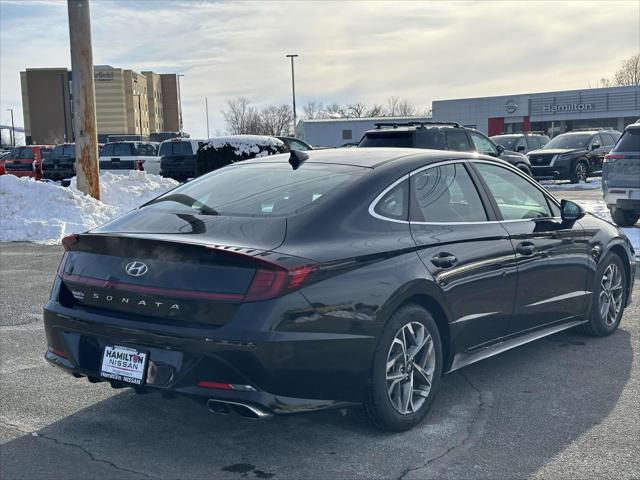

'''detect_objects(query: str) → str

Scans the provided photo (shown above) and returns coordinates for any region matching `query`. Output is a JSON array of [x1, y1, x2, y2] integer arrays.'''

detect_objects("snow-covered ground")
[[0, 172, 178, 244], [539, 178, 603, 190]]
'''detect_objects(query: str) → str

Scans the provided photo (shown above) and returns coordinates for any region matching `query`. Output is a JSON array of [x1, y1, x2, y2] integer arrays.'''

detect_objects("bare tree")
[[346, 102, 367, 118], [613, 54, 640, 86], [386, 96, 401, 116], [366, 104, 386, 117], [325, 102, 347, 118], [222, 97, 260, 134], [303, 101, 325, 120], [259, 105, 293, 136]]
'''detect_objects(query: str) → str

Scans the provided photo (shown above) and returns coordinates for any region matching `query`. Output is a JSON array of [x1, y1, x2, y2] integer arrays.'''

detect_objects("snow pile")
[[540, 178, 602, 190], [1, 172, 178, 244], [202, 135, 285, 158], [70, 171, 178, 215]]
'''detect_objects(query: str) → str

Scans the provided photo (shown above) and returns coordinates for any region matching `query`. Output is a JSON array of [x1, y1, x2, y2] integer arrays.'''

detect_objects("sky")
[[1, 0, 639, 138]]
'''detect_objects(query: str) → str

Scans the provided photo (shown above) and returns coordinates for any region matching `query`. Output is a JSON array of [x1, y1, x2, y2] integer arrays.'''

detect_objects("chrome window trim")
[[368, 157, 563, 225], [369, 158, 492, 225], [368, 173, 411, 224]]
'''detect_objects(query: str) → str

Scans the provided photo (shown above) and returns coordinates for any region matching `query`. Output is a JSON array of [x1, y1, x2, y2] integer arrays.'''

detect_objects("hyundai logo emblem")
[[125, 261, 148, 277]]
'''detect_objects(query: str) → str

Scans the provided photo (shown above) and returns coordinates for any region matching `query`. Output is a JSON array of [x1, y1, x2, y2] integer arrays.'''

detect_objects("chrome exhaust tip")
[[207, 399, 272, 419]]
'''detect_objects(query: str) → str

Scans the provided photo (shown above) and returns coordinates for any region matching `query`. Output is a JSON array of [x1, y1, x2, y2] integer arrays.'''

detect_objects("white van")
[[99, 142, 160, 175]]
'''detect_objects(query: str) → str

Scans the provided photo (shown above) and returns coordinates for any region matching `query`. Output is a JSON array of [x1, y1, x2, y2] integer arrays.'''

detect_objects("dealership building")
[[296, 85, 638, 147], [432, 85, 639, 137]]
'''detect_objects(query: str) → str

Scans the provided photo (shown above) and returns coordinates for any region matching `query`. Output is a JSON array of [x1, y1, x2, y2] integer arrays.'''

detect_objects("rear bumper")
[[43, 301, 372, 414], [604, 187, 640, 212], [43, 168, 74, 181], [531, 164, 570, 180]]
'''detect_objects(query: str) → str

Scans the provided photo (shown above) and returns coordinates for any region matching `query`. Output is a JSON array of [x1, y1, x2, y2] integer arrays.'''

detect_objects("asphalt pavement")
[[1, 184, 638, 480]]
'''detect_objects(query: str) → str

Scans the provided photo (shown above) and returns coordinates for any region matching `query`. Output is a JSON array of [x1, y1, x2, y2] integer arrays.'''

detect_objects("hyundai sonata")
[[44, 148, 635, 431]]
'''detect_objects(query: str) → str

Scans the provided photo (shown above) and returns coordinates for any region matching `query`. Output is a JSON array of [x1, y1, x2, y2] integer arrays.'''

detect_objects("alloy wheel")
[[386, 321, 436, 415], [599, 263, 623, 326], [576, 162, 588, 182]]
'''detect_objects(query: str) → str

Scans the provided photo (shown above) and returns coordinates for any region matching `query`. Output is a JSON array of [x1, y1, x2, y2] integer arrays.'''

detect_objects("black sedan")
[[44, 148, 635, 431]]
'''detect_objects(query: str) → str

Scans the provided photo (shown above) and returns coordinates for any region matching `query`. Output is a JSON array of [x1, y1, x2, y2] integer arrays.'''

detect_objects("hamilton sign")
[[542, 102, 593, 113]]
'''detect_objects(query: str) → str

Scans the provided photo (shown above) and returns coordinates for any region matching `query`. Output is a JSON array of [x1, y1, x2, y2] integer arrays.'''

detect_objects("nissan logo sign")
[[505, 100, 518, 114], [125, 261, 148, 277]]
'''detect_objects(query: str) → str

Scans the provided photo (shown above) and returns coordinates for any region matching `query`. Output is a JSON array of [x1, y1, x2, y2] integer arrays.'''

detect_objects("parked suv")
[[159, 138, 205, 181], [359, 122, 533, 175], [99, 142, 160, 175], [43, 143, 76, 181], [527, 129, 621, 183], [602, 122, 640, 226], [491, 132, 550, 154], [196, 135, 288, 176], [3, 145, 52, 179]]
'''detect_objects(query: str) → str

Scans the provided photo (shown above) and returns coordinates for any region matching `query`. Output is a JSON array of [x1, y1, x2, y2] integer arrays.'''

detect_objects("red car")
[[3, 145, 53, 179]]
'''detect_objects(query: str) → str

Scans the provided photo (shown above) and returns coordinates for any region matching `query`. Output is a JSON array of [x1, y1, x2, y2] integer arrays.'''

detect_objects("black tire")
[[516, 163, 532, 176], [569, 160, 589, 184], [363, 304, 443, 432], [581, 253, 627, 337], [611, 207, 640, 227]]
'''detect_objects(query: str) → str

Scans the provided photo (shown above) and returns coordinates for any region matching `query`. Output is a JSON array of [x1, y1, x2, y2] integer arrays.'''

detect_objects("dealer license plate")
[[100, 345, 148, 385]]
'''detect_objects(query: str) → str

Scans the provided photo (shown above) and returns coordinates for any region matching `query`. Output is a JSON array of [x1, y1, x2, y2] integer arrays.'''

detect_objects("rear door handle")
[[431, 252, 458, 268], [516, 242, 536, 256]]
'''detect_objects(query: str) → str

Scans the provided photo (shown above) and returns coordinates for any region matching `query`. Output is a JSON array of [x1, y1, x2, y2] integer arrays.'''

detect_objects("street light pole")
[[6, 108, 15, 146], [286, 54, 298, 135], [205, 97, 210, 138], [177, 74, 184, 132]]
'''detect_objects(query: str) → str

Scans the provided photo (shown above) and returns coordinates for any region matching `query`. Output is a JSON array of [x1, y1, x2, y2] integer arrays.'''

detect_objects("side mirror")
[[560, 199, 585, 223], [496, 145, 505, 155], [591, 143, 600, 151], [516, 145, 526, 152]]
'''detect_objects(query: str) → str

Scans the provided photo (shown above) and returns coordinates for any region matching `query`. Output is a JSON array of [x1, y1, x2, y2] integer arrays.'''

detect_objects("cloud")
[[1, 0, 638, 137]]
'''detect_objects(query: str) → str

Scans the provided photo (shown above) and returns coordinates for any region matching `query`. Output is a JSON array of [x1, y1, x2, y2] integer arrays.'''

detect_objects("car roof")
[[241, 147, 485, 169], [364, 124, 460, 134]]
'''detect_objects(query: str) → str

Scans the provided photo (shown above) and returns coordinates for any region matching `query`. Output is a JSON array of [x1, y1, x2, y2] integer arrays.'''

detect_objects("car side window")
[[601, 133, 615, 147], [445, 131, 473, 151], [411, 163, 487, 222], [515, 137, 527, 152], [527, 137, 540, 150], [374, 178, 409, 221], [589, 135, 602, 149], [474, 163, 553, 220], [288, 139, 310, 151], [469, 132, 498, 156]]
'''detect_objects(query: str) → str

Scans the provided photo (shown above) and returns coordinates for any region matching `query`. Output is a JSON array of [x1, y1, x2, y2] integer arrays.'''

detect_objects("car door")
[[588, 134, 605, 172], [471, 160, 591, 334], [409, 160, 517, 351]]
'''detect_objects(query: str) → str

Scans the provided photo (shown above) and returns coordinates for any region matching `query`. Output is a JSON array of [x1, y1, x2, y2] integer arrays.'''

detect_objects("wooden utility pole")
[[67, 0, 100, 199]]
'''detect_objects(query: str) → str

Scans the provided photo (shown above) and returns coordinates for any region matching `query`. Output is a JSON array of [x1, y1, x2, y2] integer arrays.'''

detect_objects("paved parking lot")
[[1, 184, 638, 480]]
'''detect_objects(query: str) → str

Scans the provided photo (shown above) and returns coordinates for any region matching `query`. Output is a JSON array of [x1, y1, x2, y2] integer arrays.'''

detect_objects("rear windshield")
[[613, 128, 640, 152], [9, 147, 34, 159], [52, 145, 75, 157], [146, 163, 366, 217], [543, 134, 591, 150], [359, 131, 414, 148], [159, 141, 193, 156], [492, 136, 519, 150], [101, 143, 133, 157]]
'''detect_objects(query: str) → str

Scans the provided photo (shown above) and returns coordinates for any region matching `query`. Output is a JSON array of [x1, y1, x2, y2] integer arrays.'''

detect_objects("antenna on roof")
[[289, 150, 309, 170]]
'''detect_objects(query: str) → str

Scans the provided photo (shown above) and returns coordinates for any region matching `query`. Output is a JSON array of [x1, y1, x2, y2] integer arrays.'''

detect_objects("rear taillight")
[[604, 154, 625, 162], [135, 160, 145, 171], [206, 246, 318, 302], [244, 264, 318, 302]]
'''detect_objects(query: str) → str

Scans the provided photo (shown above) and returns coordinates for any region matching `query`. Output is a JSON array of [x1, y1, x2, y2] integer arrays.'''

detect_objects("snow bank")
[[202, 135, 285, 157], [0, 172, 178, 244], [540, 178, 602, 190]]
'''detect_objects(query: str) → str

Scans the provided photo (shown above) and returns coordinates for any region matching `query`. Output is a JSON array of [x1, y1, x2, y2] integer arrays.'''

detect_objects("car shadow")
[[0, 326, 633, 480]]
